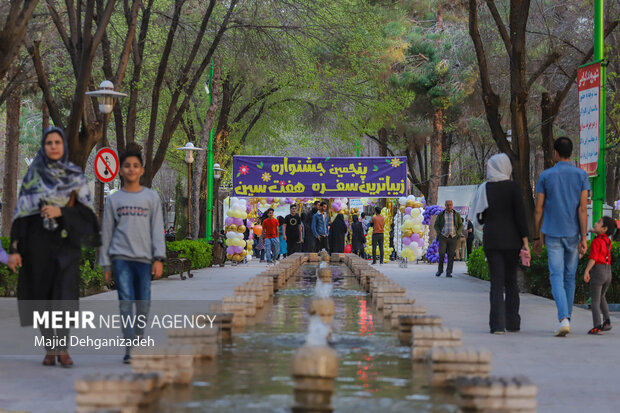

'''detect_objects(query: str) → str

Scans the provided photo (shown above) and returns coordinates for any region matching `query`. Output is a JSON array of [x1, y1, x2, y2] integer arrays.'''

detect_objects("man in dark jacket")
[[433, 200, 463, 277]]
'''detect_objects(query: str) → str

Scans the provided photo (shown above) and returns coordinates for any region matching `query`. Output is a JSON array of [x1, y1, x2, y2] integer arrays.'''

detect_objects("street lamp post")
[[85, 80, 127, 220], [177, 142, 204, 239], [591, 0, 606, 226], [205, 59, 215, 240]]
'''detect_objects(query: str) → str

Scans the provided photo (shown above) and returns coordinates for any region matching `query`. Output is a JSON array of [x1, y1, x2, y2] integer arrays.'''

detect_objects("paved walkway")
[[0, 259, 618, 412]]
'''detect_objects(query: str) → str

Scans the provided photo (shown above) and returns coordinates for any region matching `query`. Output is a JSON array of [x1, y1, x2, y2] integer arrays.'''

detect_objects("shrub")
[[466, 247, 489, 281], [467, 242, 620, 304], [167, 239, 213, 269]]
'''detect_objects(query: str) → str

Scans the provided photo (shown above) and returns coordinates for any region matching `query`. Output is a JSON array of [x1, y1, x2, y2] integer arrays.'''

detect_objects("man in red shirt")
[[262, 208, 280, 263]]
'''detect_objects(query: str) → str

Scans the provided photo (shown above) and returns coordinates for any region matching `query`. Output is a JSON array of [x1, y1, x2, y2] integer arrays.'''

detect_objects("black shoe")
[[490, 329, 505, 335], [602, 319, 613, 331], [123, 354, 131, 364], [507, 328, 520, 333], [435, 272, 442, 277], [446, 274, 453, 278], [371, 261, 377, 265], [588, 325, 603, 335]]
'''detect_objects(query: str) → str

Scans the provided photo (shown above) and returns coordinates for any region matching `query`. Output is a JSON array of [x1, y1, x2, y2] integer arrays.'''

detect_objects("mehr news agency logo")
[[32, 311, 217, 350]]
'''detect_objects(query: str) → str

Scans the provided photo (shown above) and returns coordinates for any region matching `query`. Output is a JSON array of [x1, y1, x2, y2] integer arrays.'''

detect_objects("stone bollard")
[[166, 327, 219, 359], [428, 347, 492, 387], [309, 253, 319, 262], [221, 300, 247, 328], [320, 251, 330, 262], [131, 345, 195, 385], [75, 372, 160, 413], [456, 376, 537, 413], [317, 268, 332, 282], [411, 325, 462, 360], [377, 295, 414, 311], [309, 298, 335, 325], [398, 315, 443, 346], [214, 312, 233, 342], [389, 304, 427, 328], [292, 345, 338, 413]]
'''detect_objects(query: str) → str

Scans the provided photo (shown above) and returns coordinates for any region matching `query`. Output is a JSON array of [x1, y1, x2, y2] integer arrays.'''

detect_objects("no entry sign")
[[94, 147, 119, 183]]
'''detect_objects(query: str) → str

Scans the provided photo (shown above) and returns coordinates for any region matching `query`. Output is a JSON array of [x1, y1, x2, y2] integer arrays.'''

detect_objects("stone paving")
[[0, 259, 618, 412]]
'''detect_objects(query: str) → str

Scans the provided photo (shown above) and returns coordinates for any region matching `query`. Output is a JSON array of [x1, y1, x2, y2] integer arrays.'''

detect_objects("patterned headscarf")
[[13, 127, 93, 220]]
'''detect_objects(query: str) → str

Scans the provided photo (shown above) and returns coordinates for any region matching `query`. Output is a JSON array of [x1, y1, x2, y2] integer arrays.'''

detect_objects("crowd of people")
[[249, 200, 401, 266]]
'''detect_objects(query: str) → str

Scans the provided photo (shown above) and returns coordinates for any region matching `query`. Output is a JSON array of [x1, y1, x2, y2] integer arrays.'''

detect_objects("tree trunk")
[[428, 108, 443, 205], [2, 78, 21, 237], [191, 62, 220, 239], [540, 91, 555, 170], [440, 131, 452, 186]]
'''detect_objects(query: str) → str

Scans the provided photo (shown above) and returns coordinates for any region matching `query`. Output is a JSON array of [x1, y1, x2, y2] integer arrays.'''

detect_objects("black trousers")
[[437, 235, 458, 275], [315, 236, 328, 252], [485, 249, 520, 332], [372, 233, 384, 263], [466, 237, 474, 256], [287, 239, 300, 256]]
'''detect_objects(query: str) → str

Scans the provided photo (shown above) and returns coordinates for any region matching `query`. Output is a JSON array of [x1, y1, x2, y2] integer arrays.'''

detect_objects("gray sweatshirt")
[[99, 187, 166, 271]]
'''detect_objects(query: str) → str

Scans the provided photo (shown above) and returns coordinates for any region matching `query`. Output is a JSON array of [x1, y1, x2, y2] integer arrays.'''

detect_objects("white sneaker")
[[554, 319, 570, 337]]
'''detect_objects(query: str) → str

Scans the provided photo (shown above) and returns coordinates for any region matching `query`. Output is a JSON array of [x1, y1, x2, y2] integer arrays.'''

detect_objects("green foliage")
[[167, 239, 213, 269], [466, 247, 489, 281], [467, 243, 620, 304]]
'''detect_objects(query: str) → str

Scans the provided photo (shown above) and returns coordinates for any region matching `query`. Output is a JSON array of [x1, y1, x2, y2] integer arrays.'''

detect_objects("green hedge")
[[467, 242, 620, 304], [167, 239, 213, 269], [0, 237, 213, 297]]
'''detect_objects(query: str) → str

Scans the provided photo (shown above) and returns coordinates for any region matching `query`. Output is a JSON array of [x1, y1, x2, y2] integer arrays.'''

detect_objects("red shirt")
[[589, 234, 612, 265], [262, 218, 279, 239]]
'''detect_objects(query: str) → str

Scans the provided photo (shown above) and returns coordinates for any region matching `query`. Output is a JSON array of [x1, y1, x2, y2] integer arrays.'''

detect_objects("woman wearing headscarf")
[[351, 215, 365, 257], [8, 127, 99, 367], [328, 213, 348, 254], [468, 153, 530, 334]]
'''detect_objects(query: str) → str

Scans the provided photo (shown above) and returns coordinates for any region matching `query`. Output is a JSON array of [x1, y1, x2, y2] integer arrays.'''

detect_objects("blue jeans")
[[545, 235, 580, 321], [264, 238, 279, 263], [112, 259, 152, 340]]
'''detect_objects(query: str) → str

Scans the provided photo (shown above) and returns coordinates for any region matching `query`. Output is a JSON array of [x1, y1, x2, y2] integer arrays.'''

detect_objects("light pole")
[[85, 80, 127, 220], [591, 0, 606, 226], [177, 142, 203, 239], [205, 59, 215, 240]]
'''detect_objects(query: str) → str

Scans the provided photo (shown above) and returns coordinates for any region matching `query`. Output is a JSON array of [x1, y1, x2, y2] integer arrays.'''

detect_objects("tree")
[[0, 0, 39, 80], [1, 67, 21, 237]]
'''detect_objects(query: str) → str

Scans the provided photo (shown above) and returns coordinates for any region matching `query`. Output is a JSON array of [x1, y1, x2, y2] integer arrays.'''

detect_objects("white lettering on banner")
[[577, 63, 601, 176]]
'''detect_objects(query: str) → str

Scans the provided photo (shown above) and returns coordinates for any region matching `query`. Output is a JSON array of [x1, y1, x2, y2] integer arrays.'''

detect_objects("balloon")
[[405, 207, 412, 215], [274, 197, 280, 203], [226, 209, 234, 217], [417, 239, 424, 248], [411, 209, 421, 218], [399, 206, 406, 213], [246, 255, 252, 262], [406, 200, 415, 208], [266, 197, 273, 204], [226, 247, 234, 254], [237, 225, 247, 234], [402, 237, 412, 246], [240, 250, 248, 258], [233, 246, 243, 254], [228, 224, 238, 233], [344, 244, 352, 253], [413, 224, 422, 233], [225, 217, 234, 226], [399, 197, 407, 206], [253, 225, 263, 236], [226, 254, 233, 260]]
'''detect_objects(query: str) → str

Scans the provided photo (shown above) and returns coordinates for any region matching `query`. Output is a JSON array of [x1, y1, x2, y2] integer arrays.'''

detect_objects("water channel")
[[158, 262, 458, 412]]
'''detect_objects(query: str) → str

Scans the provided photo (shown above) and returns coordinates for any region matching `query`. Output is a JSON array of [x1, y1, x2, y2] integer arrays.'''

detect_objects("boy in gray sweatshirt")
[[100, 143, 166, 363]]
